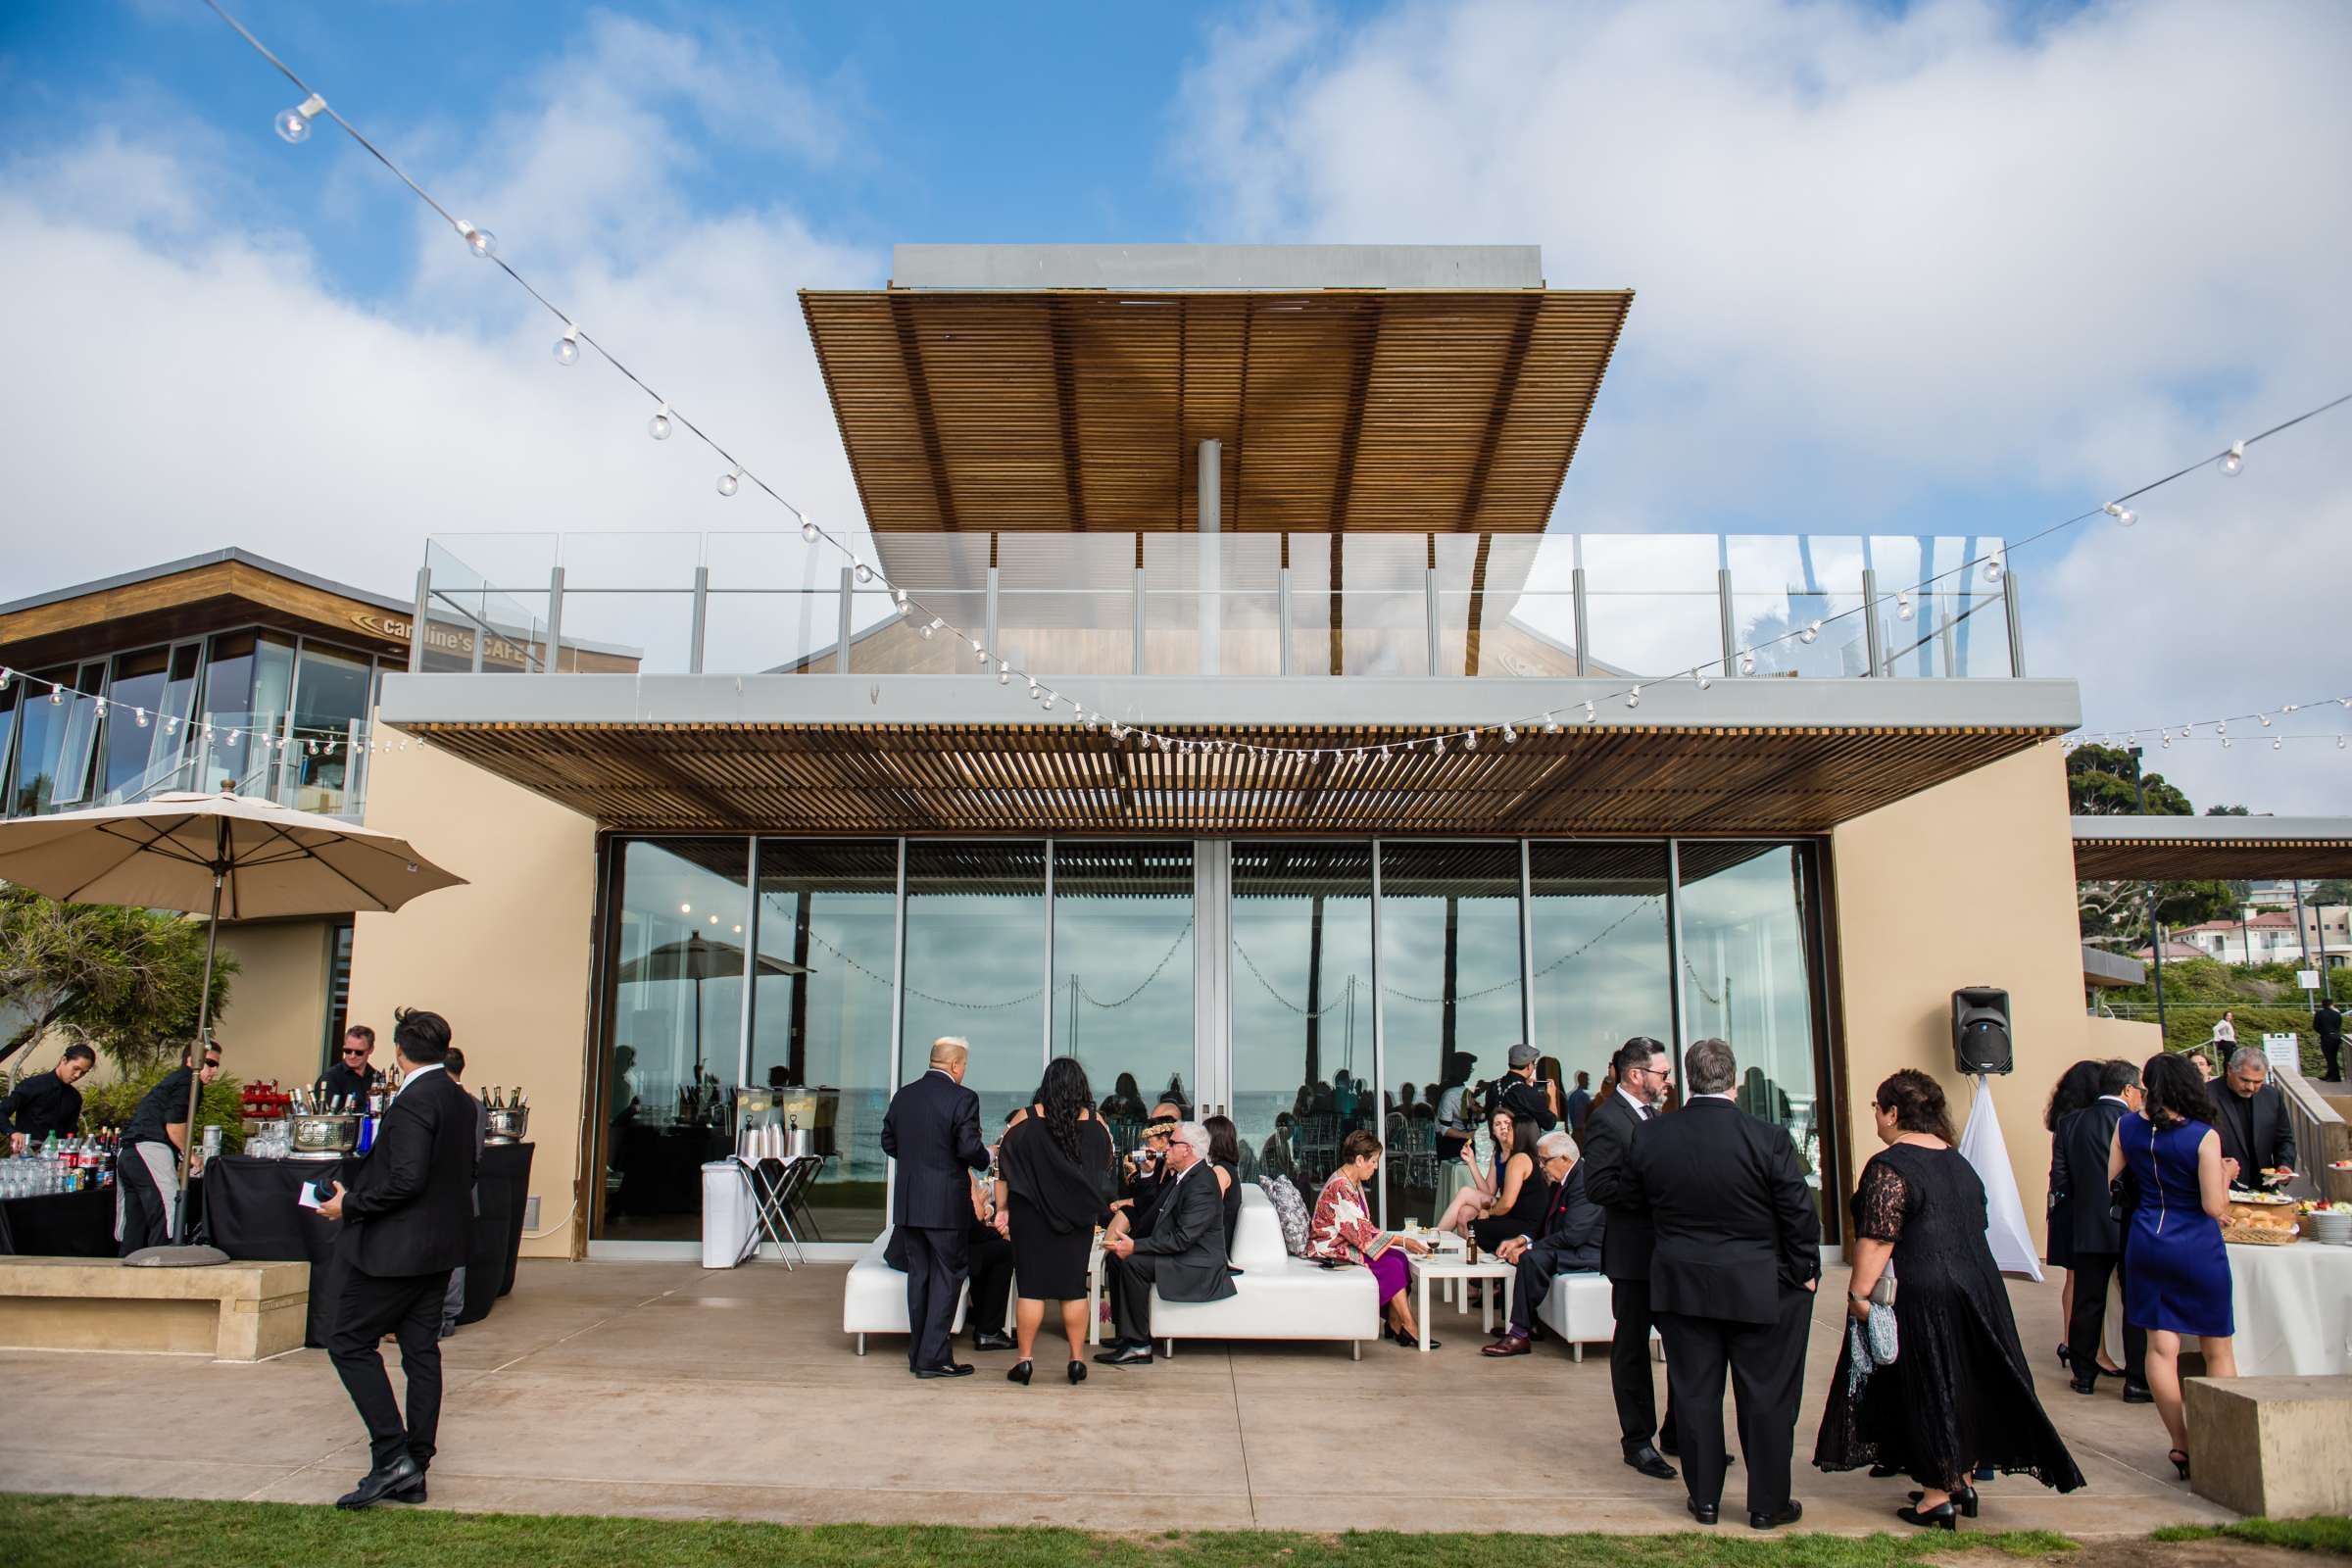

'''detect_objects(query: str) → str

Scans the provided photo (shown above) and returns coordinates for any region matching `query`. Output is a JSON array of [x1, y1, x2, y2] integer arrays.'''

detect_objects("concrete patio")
[[0, 1258, 2240, 1536]]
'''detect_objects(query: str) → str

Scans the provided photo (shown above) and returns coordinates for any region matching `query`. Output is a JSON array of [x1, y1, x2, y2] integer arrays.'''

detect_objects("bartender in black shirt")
[[3, 1043, 95, 1152], [119, 1042, 222, 1254], [323, 1025, 384, 1104]]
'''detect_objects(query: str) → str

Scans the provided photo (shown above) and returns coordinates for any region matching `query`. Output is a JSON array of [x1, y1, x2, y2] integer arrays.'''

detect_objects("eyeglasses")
[[201, 1058, 222, 1071], [342, 1047, 368, 1057]]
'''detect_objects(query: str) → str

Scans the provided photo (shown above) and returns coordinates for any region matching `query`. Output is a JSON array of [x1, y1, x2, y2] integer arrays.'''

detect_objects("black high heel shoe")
[[1909, 1486, 1979, 1518], [2055, 1343, 2071, 1371], [1896, 1501, 1958, 1531], [1067, 1359, 1087, 1385], [2170, 1449, 2190, 1480], [1006, 1359, 1033, 1385]]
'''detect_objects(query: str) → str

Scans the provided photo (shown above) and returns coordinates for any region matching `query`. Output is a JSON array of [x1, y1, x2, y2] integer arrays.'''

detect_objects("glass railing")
[[416, 530, 2021, 682]]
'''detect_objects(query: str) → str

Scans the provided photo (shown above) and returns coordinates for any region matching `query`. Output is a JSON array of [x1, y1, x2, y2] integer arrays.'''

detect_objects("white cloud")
[[0, 16, 877, 669], [1175, 0, 2352, 812]]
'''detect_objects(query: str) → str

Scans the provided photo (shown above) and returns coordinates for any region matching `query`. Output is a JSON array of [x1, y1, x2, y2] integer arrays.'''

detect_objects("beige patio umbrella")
[[0, 790, 466, 1253]]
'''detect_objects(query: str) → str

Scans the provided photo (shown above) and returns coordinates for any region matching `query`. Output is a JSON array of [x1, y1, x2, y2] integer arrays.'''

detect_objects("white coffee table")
[[1406, 1254, 1513, 1352]]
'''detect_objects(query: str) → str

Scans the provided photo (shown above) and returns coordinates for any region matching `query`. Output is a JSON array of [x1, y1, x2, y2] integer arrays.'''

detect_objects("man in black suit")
[[1490, 1043, 1559, 1131], [879, 1036, 991, 1378], [318, 1007, 479, 1509], [2316, 1000, 2343, 1083], [1579, 1034, 1679, 1481], [436, 1047, 492, 1340], [2213, 1047, 2298, 1189], [2052, 1057, 2148, 1400], [1482, 1130, 1605, 1356], [1094, 1121, 1237, 1366], [1629, 1037, 1820, 1532]]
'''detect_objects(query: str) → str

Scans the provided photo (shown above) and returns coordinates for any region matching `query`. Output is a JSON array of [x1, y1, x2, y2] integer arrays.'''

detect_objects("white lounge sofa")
[[1145, 1186, 1383, 1357], [1532, 1267, 1616, 1360], [843, 1231, 1012, 1354]]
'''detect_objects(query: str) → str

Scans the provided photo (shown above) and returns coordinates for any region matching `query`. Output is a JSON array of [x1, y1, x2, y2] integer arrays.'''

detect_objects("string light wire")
[[199, 1, 2352, 764]]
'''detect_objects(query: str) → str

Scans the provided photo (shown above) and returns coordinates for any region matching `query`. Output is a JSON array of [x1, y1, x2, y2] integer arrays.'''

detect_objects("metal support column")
[[1199, 441, 1222, 677], [1718, 568, 1739, 674], [409, 566, 431, 674], [885, 838, 907, 1225], [1571, 566, 1591, 677], [837, 567, 855, 674], [1861, 568, 1885, 677], [738, 839, 761, 1093], [1424, 566, 1442, 676], [2003, 570, 2028, 677], [1132, 566, 1147, 674], [986, 564, 1001, 664], [544, 566, 564, 675], [1278, 566, 1294, 675], [689, 565, 710, 674], [2294, 879, 2315, 1012], [1519, 839, 1537, 1052], [1367, 837, 1388, 1229], [1665, 840, 1688, 1056], [1040, 840, 1057, 1071], [1194, 841, 1233, 1117]]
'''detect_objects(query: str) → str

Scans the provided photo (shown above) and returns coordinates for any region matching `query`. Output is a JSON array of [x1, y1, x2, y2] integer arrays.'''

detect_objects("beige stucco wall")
[[1831, 743, 2096, 1253], [212, 919, 335, 1094], [346, 729, 598, 1257]]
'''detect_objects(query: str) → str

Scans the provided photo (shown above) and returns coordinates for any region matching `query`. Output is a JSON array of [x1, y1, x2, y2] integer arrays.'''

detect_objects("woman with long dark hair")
[[1202, 1113, 1245, 1268], [997, 1056, 1116, 1386], [2110, 1052, 2236, 1479], [2041, 1058, 2106, 1370], [1816, 1069, 2082, 1529]]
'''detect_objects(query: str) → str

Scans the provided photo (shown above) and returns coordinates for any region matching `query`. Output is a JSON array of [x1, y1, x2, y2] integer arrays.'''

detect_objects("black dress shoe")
[[972, 1331, 1016, 1352], [1624, 1445, 1678, 1481], [1093, 1344, 1153, 1366], [2122, 1382, 2155, 1404], [388, 1475, 427, 1504], [335, 1454, 422, 1511], [1686, 1498, 1719, 1526], [913, 1362, 975, 1379], [1749, 1500, 1802, 1531], [2068, 1376, 2100, 1396], [1896, 1501, 1956, 1531]]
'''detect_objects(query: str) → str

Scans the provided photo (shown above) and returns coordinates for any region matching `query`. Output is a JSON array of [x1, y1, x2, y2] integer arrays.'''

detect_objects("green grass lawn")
[[1, 1495, 2083, 1568], [8, 1495, 2347, 1568]]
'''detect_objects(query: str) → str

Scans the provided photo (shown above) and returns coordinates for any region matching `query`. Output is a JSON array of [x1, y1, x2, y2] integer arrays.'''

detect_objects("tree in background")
[[2205, 804, 2252, 816], [2068, 745, 2245, 943], [0, 886, 236, 1076]]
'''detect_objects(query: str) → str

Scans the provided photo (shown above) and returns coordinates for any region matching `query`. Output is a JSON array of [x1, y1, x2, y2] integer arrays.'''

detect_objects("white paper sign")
[[2262, 1033, 2301, 1071], [2298, 970, 2321, 991]]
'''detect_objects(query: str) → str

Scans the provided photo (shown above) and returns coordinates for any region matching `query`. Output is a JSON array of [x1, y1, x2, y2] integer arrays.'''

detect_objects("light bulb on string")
[[800, 519, 818, 544], [274, 93, 325, 144], [227, 730, 241, 748], [1895, 592, 1913, 621], [1582, 701, 1596, 722], [453, 220, 496, 259], [1464, 730, 1479, 751], [555, 324, 581, 367], [921, 618, 941, 639], [1626, 686, 1642, 710], [998, 662, 1010, 686], [1542, 712, 1561, 734], [855, 564, 873, 585], [1984, 557, 2005, 583], [1799, 620, 1821, 644], [1085, 714, 1100, 732], [1501, 723, 1517, 744], [717, 468, 741, 497], [1692, 667, 1711, 691], [134, 708, 148, 728], [2219, 440, 2244, 477], [2273, 737, 2282, 751], [2222, 737, 2232, 749], [2103, 502, 2135, 527], [48, 684, 63, 706], [894, 590, 910, 615], [647, 403, 673, 440], [1739, 651, 1757, 676]]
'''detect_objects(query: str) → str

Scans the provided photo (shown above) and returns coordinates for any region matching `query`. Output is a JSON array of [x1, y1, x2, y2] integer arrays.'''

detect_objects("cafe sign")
[[349, 610, 538, 666]]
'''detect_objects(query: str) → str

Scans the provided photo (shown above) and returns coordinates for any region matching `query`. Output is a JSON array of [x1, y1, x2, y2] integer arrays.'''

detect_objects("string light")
[[453, 220, 496, 259], [1463, 729, 1479, 750], [555, 323, 580, 367], [1895, 591, 1913, 621], [1691, 667, 1711, 691], [2103, 502, 2136, 527], [801, 519, 819, 544], [1799, 620, 1822, 644], [717, 467, 741, 497], [2220, 440, 2244, 477], [274, 92, 325, 143], [1739, 651, 1757, 676], [854, 563, 873, 584], [647, 403, 673, 441], [1500, 722, 1517, 744], [1626, 685, 1642, 710]]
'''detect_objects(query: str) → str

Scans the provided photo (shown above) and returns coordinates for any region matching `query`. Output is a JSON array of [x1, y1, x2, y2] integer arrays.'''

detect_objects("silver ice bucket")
[[485, 1103, 530, 1146], [289, 1112, 359, 1160]]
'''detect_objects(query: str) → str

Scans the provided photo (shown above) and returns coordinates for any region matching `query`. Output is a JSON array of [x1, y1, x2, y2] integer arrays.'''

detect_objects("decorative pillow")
[[1260, 1174, 1312, 1257]]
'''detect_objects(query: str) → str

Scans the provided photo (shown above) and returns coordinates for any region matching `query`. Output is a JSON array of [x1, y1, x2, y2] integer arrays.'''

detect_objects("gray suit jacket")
[[1131, 1161, 1238, 1303]]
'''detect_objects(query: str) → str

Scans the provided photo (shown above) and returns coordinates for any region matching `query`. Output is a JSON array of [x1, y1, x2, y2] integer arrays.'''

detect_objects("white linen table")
[[2103, 1240, 2352, 1376]]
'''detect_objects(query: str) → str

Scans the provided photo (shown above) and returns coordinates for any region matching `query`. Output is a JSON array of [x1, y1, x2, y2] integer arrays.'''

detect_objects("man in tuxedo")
[[1094, 1121, 1237, 1366], [436, 1047, 491, 1340], [1579, 1035, 1679, 1481], [2052, 1057, 2149, 1400], [1629, 1037, 1820, 1532], [318, 1007, 479, 1510], [879, 1036, 991, 1378], [1481, 1130, 1605, 1356]]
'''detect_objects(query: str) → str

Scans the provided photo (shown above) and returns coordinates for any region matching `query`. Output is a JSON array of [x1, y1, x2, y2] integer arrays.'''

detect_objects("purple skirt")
[[1367, 1248, 1409, 1304]]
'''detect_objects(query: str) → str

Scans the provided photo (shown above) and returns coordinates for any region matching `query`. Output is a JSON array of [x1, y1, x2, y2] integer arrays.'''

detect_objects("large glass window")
[[900, 842, 1047, 1132], [284, 642, 372, 814], [1677, 843, 1831, 1220], [101, 648, 172, 802], [600, 839, 752, 1242], [5, 666, 77, 815], [1051, 843, 1195, 1155], [193, 631, 293, 798], [1529, 843, 1674, 1116], [1377, 842, 1523, 1224], [48, 661, 107, 809], [748, 840, 898, 1243], [1231, 843, 1374, 1198]]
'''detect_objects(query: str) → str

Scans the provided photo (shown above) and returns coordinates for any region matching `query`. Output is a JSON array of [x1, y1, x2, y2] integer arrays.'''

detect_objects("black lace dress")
[[1814, 1143, 2084, 1494]]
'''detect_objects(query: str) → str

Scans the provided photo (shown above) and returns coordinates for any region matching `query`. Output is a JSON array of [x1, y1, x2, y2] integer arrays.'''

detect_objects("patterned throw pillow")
[[1260, 1174, 1312, 1257]]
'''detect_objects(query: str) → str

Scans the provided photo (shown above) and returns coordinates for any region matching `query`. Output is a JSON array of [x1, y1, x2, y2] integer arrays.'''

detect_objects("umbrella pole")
[[173, 865, 224, 1243]]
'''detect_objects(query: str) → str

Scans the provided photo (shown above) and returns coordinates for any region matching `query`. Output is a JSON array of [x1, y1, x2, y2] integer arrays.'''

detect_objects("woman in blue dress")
[[2107, 1052, 2237, 1481]]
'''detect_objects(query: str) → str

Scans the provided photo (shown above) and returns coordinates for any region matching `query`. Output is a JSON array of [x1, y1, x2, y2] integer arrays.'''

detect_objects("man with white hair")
[[881, 1037, 991, 1378], [2214, 1046, 2296, 1191], [1481, 1130, 1605, 1357], [1094, 1120, 1236, 1366]]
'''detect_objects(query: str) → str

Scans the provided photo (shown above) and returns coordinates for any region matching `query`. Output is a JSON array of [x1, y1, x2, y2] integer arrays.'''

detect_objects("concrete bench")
[[2183, 1375, 2352, 1519], [0, 1255, 309, 1361]]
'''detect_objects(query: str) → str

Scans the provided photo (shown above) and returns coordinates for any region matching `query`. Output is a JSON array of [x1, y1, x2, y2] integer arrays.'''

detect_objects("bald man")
[[880, 1037, 991, 1378]]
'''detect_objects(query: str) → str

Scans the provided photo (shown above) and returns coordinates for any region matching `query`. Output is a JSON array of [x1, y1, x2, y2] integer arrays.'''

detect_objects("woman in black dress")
[[1203, 1114, 1245, 1268], [2041, 1058, 2105, 1371], [998, 1056, 1115, 1386], [1817, 1070, 2082, 1530]]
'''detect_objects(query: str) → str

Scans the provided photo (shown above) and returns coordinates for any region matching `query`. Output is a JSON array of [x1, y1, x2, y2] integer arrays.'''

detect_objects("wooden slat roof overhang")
[[379, 674, 2080, 839], [2072, 816, 2352, 880], [800, 288, 1635, 535]]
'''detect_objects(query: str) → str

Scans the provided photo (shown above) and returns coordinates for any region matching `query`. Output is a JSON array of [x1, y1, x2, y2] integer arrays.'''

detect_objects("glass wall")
[[587, 834, 1838, 1243], [192, 631, 294, 798], [900, 842, 1048, 1132], [1377, 842, 1525, 1225], [1230, 843, 1374, 1197], [601, 839, 753, 1243], [284, 643, 372, 814], [1678, 843, 1829, 1219], [1528, 842, 1674, 1111], [747, 840, 899, 1242], [1051, 843, 1195, 1154]]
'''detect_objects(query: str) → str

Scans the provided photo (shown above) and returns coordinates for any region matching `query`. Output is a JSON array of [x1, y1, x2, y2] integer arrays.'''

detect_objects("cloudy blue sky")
[[2, 0, 2347, 811]]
